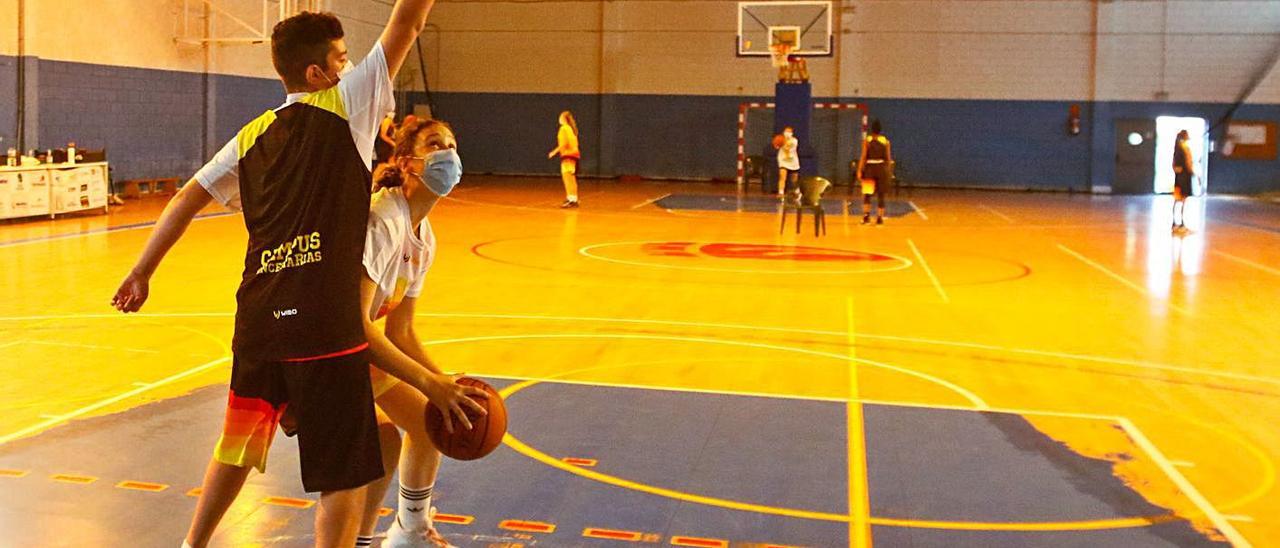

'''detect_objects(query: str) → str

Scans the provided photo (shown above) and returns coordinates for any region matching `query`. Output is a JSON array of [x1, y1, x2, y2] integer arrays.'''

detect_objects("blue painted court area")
[[654, 193, 917, 217], [0, 378, 1224, 547]]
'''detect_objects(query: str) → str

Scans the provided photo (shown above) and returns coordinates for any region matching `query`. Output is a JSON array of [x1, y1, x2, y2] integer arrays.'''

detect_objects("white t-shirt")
[[363, 188, 435, 320], [778, 135, 800, 170], [195, 42, 396, 209]]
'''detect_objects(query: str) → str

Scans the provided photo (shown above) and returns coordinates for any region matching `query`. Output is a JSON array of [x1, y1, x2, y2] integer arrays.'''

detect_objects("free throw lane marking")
[[51, 474, 97, 484], [263, 497, 315, 509], [499, 520, 556, 533], [583, 527, 644, 541], [116, 481, 168, 492]]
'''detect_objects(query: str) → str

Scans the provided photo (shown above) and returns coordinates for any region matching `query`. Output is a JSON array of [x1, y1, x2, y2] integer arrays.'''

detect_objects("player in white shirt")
[[777, 126, 800, 197], [357, 118, 464, 547]]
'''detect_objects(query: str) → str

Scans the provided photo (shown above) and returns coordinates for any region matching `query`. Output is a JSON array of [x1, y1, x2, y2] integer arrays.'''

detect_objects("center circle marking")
[[579, 241, 914, 274]]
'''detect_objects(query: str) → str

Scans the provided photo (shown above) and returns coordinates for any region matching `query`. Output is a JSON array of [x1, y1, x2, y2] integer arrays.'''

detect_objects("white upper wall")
[[4, 0, 1277, 104], [425, 0, 1280, 104], [3, 0, 390, 81]]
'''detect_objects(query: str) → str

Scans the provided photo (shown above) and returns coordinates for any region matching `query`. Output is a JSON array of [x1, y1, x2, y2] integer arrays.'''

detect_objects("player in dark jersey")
[[1172, 129, 1194, 232], [856, 119, 893, 225], [111, 4, 485, 547]]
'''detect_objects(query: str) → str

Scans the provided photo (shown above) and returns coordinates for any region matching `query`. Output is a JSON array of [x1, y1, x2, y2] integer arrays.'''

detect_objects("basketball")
[[772, 134, 786, 149], [425, 377, 508, 461]]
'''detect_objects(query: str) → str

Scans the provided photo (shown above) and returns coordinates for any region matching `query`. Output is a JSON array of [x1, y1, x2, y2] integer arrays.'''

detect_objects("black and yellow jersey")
[[228, 87, 372, 360]]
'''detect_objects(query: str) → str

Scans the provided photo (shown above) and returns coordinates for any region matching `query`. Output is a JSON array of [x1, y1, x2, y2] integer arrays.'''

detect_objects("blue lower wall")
[[210, 73, 285, 146], [36, 58, 206, 180], [0, 55, 1275, 194], [0, 56, 16, 153], [0, 55, 283, 182]]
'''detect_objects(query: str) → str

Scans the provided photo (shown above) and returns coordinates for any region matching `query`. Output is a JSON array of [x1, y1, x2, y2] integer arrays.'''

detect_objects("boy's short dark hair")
[[271, 12, 345, 89]]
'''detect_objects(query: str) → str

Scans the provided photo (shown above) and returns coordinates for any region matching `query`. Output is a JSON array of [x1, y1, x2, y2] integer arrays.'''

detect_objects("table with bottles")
[[0, 161, 110, 221]]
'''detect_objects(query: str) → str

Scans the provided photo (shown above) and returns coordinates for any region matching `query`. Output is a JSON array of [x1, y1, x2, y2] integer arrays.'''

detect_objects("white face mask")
[[319, 60, 355, 87]]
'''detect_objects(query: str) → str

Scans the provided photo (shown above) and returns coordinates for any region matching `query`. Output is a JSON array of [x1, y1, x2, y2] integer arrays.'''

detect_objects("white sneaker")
[[383, 510, 454, 548]]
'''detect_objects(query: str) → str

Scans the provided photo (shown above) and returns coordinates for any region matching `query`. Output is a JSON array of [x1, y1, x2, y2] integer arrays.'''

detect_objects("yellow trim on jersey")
[[300, 86, 348, 121], [237, 110, 278, 160]]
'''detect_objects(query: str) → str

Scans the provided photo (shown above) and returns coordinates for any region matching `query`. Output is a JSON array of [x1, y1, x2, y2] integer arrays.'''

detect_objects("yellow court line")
[[498, 379, 1186, 532], [906, 239, 949, 304], [846, 297, 873, 547]]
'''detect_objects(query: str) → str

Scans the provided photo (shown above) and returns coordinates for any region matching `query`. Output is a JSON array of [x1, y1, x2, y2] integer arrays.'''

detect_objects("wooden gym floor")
[[0, 176, 1276, 547]]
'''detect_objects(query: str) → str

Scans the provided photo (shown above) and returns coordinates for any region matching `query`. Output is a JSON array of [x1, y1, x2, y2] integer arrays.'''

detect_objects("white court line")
[[1214, 251, 1280, 277], [978, 204, 1014, 223], [0, 213, 236, 250], [424, 332, 988, 408], [0, 356, 231, 447], [24, 341, 160, 354], [631, 193, 672, 210], [1057, 244, 1191, 316], [1117, 417, 1251, 547], [477, 375, 1128, 422], [4, 310, 1278, 387], [908, 200, 929, 220], [907, 239, 950, 304]]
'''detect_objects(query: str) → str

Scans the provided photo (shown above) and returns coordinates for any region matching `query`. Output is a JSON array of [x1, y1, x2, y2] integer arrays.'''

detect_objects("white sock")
[[182, 542, 195, 548], [398, 484, 434, 531], [567, 195, 578, 202]]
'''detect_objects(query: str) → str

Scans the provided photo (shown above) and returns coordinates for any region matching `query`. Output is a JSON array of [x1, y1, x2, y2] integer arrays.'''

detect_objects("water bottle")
[[67, 142, 77, 165], [6, 147, 15, 167]]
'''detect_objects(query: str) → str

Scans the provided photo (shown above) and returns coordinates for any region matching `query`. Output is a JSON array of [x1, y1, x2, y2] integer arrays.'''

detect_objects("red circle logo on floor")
[[642, 242, 896, 262]]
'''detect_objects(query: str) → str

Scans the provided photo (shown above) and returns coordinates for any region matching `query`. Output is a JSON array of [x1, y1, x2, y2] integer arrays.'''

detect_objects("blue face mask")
[[419, 148, 462, 197]]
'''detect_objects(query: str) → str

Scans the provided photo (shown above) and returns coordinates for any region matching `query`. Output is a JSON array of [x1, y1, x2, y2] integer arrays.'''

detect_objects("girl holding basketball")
[[548, 110, 581, 208], [357, 118, 472, 547], [856, 119, 893, 225], [776, 126, 800, 197]]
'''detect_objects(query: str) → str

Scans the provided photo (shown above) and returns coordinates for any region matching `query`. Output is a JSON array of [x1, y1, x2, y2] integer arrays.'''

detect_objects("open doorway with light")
[[1154, 117, 1209, 195]]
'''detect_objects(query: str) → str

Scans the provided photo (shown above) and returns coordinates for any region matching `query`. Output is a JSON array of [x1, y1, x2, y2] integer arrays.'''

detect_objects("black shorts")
[[1174, 173, 1193, 198], [214, 347, 384, 493]]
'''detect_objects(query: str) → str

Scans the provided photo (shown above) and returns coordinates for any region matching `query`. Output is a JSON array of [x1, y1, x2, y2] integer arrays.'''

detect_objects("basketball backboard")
[[737, 1, 833, 57]]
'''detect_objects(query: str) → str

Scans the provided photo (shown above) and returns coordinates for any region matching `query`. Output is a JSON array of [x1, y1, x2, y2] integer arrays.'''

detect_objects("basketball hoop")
[[769, 44, 792, 68]]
